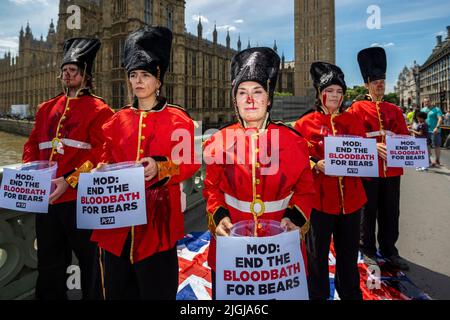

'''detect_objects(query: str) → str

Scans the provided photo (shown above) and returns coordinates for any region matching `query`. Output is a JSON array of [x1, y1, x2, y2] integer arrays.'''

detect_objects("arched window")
[[113, 0, 127, 18], [112, 81, 126, 109], [144, 0, 153, 25], [192, 53, 197, 77], [166, 7, 173, 31]]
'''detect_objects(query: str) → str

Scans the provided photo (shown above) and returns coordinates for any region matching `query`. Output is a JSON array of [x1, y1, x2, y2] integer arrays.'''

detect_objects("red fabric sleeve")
[[147, 116, 201, 187], [74, 106, 114, 169], [346, 103, 364, 123], [167, 118, 201, 184], [99, 113, 116, 164], [22, 104, 44, 163], [348, 112, 368, 137], [294, 117, 323, 161], [202, 136, 227, 215], [288, 138, 315, 221]]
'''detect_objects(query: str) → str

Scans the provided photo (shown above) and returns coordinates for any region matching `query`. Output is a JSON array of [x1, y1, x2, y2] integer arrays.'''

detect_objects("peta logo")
[[100, 217, 116, 225], [347, 168, 359, 174], [16, 202, 26, 209], [366, 265, 381, 290], [405, 161, 414, 166]]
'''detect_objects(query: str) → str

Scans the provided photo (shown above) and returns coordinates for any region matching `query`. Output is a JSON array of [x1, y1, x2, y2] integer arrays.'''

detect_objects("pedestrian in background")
[[409, 112, 431, 171], [421, 98, 443, 167]]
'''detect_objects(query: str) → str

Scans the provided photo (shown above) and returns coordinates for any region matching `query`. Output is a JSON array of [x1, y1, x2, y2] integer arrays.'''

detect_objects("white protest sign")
[[0, 168, 54, 213], [76, 166, 147, 229], [386, 135, 429, 168], [324, 136, 378, 177], [216, 231, 309, 300]]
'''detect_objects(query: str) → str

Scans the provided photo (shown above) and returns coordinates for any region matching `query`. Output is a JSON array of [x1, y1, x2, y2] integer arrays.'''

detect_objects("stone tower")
[[294, 0, 335, 97]]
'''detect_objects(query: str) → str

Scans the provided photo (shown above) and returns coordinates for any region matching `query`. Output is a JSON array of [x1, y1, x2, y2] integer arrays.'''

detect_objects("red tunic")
[[90, 100, 200, 263], [294, 111, 367, 215], [22, 90, 114, 204], [347, 96, 410, 177], [203, 121, 315, 270]]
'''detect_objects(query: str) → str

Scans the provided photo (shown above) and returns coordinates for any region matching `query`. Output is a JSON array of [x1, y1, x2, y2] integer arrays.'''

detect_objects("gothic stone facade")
[[395, 62, 420, 108], [419, 27, 450, 111], [0, 0, 297, 128]]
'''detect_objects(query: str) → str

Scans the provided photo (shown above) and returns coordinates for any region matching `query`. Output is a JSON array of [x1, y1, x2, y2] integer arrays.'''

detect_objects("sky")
[[1, 0, 449, 93]]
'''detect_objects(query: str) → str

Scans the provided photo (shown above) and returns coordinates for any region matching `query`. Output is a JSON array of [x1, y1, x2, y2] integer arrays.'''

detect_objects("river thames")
[[0, 131, 28, 166]]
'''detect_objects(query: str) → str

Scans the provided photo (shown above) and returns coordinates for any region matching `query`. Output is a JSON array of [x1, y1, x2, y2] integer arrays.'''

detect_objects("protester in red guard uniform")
[[295, 62, 367, 300], [23, 38, 113, 299], [91, 26, 200, 300], [203, 47, 315, 299], [347, 47, 410, 271]]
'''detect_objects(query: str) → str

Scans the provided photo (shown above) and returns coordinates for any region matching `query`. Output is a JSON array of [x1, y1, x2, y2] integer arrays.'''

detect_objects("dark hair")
[[84, 74, 93, 89], [417, 111, 428, 120], [125, 70, 165, 106], [412, 107, 421, 123]]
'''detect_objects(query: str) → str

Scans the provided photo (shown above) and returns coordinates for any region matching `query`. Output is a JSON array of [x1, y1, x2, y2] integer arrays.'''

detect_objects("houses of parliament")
[[0, 0, 335, 127]]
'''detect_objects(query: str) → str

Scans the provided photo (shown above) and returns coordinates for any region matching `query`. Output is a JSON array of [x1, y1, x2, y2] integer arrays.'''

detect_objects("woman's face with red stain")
[[236, 81, 269, 125], [321, 85, 344, 113]]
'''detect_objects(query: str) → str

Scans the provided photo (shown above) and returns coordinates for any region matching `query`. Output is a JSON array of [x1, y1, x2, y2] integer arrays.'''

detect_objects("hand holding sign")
[[216, 216, 233, 237], [49, 177, 69, 204], [280, 218, 302, 241], [280, 218, 300, 232], [376, 143, 387, 160], [94, 162, 107, 172], [315, 160, 325, 174], [138, 157, 158, 181]]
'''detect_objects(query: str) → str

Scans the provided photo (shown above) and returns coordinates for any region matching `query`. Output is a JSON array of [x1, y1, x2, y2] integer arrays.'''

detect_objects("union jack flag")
[[176, 232, 431, 300]]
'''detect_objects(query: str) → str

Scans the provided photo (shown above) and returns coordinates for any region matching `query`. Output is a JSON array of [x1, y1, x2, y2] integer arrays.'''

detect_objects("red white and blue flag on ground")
[[176, 232, 431, 300]]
